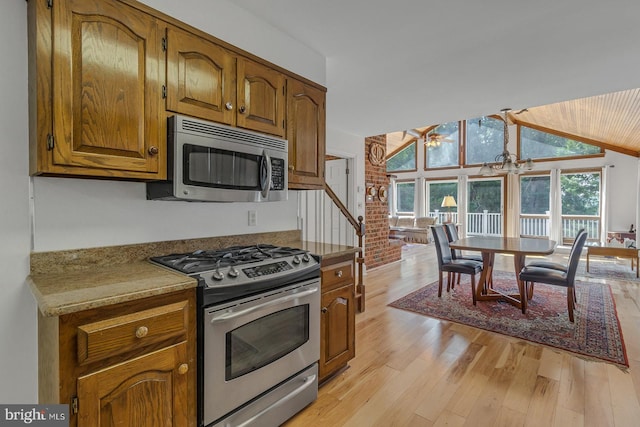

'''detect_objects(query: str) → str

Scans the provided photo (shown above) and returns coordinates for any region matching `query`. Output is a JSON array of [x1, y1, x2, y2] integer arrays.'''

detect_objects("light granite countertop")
[[28, 262, 197, 317], [28, 230, 359, 317]]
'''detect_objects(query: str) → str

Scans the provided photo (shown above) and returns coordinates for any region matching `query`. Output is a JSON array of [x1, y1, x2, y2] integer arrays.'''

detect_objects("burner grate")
[[151, 244, 306, 274]]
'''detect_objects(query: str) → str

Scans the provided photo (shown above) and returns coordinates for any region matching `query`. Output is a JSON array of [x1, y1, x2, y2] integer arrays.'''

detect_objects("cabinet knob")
[[336, 270, 343, 278], [239, 106, 246, 114], [178, 363, 189, 375], [288, 165, 295, 172], [225, 102, 234, 110], [135, 326, 149, 338], [321, 307, 328, 314], [148, 146, 159, 156]]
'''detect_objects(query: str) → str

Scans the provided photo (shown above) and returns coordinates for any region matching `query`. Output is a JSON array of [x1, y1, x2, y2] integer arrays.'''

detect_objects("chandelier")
[[478, 108, 534, 176]]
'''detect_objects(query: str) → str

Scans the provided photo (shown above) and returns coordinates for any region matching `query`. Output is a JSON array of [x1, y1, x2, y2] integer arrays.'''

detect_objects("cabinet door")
[[77, 343, 190, 427], [165, 26, 236, 125], [287, 79, 326, 189], [51, 0, 164, 177], [236, 58, 286, 137], [320, 285, 355, 381]]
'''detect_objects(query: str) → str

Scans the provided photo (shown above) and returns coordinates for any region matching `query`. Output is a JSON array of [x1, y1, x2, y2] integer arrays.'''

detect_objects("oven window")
[[226, 305, 309, 381], [184, 144, 260, 189]]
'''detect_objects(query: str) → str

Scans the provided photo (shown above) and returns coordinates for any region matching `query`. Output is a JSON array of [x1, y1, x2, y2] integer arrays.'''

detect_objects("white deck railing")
[[431, 210, 502, 236]]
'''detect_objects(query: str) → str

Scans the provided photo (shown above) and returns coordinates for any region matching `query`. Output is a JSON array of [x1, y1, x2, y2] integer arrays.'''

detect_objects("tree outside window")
[[396, 181, 415, 214], [520, 127, 601, 160], [428, 182, 458, 214], [465, 116, 504, 165], [425, 122, 460, 169], [520, 176, 550, 214], [386, 142, 416, 172], [561, 171, 601, 240]]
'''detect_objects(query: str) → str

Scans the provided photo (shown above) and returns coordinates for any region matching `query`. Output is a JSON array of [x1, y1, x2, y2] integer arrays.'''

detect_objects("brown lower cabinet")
[[38, 289, 196, 427], [319, 253, 356, 382]]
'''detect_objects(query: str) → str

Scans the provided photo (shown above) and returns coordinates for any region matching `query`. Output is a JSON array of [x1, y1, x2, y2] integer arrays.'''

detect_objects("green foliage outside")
[[386, 142, 416, 172], [426, 122, 459, 168], [520, 176, 550, 214], [465, 116, 504, 165], [429, 182, 458, 213], [521, 127, 601, 159], [396, 181, 415, 213], [468, 180, 502, 213], [561, 173, 600, 215]]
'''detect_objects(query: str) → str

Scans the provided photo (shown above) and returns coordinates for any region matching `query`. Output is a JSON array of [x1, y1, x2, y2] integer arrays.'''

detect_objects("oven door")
[[202, 279, 320, 426]]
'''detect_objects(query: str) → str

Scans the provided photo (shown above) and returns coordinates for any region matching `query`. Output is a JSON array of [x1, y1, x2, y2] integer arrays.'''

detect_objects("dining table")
[[449, 236, 557, 313]]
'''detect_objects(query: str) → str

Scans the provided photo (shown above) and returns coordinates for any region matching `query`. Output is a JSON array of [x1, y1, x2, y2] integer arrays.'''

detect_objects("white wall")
[[0, 0, 332, 403], [0, 0, 36, 404]]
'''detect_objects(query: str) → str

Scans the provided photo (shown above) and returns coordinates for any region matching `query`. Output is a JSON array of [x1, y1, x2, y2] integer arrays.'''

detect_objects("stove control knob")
[[292, 255, 301, 265], [228, 267, 239, 278], [302, 253, 310, 263], [211, 270, 224, 281]]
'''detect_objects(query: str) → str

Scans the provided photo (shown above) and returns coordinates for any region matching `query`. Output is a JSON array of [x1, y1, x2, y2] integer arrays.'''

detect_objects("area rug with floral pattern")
[[389, 270, 628, 366]]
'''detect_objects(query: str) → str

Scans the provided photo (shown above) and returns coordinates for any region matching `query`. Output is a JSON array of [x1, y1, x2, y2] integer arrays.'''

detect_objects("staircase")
[[297, 184, 366, 312]]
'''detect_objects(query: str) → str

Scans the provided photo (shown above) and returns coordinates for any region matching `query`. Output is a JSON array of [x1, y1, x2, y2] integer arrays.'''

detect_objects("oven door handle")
[[209, 286, 318, 323], [235, 372, 317, 427]]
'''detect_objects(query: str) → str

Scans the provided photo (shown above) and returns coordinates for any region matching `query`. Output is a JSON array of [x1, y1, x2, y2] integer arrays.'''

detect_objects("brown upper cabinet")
[[287, 79, 326, 189], [29, 0, 325, 185], [29, 0, 166, 179], [165, 25, 236, 127], [165, 26, 286, 138]]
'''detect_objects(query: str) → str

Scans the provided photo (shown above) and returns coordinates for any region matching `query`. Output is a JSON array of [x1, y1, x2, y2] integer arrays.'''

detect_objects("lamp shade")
[[441, 195, 457, 208]]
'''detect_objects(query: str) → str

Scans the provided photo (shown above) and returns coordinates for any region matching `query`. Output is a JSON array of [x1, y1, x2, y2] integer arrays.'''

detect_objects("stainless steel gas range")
[[150, 244, 320, 427]]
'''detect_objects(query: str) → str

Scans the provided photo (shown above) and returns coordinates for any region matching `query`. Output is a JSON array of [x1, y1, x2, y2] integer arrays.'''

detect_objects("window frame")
[[517, 124, 604, 163], [463, 114, 506, 168], [559, 167, 602, 244], [394, 179, 416, 216], [423, 122, 463, 171], [386, 140, 417, 173]]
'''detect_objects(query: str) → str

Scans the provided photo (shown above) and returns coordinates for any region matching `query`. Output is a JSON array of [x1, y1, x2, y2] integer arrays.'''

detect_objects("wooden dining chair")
[[431, 225, 483, 304], [518, 229, 588, 322]]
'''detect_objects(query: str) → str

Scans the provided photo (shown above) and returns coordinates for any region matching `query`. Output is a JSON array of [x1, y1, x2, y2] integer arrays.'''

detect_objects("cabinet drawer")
[[321, 260, 354, 291], [77, 301, 189, 365]]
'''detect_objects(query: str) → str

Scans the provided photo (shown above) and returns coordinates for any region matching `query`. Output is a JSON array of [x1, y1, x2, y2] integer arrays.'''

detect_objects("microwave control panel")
[[271, 158, 285, 190]]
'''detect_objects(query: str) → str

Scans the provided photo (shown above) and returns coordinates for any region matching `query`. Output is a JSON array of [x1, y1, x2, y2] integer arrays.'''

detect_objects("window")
[[520, 175, 551, 237], [467, 178, 504, 236], [465, 116, 504, 165], [520, 127, 602, 161], [561, 170, 601, 243], [386, 141, 416, 172], [427, 181, 458, 224], [395, 181, 415, 214], [425, 122, 460, 169]]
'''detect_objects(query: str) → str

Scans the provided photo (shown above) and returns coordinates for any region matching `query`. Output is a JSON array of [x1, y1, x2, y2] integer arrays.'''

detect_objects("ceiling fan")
[[425, 131, 454, 147]]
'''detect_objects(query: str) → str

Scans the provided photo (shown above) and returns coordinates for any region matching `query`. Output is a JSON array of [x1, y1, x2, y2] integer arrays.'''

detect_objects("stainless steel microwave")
[[147, 115, 288, 202]]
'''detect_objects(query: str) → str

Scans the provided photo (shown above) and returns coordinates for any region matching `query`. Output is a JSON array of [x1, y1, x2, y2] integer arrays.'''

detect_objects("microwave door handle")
[[260, 151, 272, 199]]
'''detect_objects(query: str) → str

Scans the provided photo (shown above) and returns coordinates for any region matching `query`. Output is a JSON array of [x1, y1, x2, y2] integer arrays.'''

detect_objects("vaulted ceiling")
[[386, 88, 640, 158], [233, 1, 640, 157]]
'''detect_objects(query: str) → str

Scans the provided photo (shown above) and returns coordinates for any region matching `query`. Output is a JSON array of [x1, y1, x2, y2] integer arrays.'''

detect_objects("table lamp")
[[441, 195, 457, 223]]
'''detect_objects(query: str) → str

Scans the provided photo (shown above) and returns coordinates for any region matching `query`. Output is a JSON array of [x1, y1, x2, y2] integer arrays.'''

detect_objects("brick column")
[[364, 135, 402, 269]]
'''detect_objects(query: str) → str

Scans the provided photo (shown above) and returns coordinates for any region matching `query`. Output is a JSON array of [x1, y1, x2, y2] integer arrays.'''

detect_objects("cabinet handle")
[[178, 363, 189, 375], [321, 307, 328, 314], [225, 102, 234, 110], [239, 106, 246, 114], [336, 270, 343, 278], [135, 326, 148, 338], [148, 146, 159, 156]]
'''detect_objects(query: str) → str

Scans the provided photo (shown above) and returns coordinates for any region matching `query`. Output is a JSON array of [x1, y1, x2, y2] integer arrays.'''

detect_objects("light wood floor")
[[285, 243, 640, 427]]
